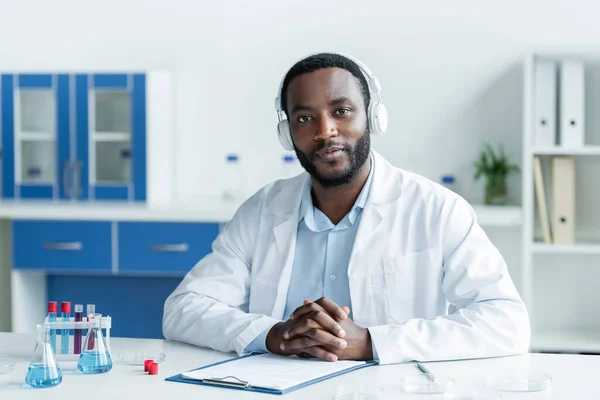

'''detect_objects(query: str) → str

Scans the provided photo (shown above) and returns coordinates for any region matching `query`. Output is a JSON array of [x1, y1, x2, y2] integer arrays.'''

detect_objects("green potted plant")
[[474, 143, 520, 205]]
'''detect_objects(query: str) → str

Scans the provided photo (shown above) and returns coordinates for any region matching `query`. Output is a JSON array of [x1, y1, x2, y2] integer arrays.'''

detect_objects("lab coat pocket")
[[380, 248, 442, 324]]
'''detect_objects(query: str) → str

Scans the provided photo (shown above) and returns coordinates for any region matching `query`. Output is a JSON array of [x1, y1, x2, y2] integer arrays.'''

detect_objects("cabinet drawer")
[[13, 220, 112, 271], [117, 222, 219, 274]]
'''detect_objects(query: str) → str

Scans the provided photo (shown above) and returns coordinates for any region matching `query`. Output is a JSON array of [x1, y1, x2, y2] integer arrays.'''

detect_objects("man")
[[163, 52, 530, 365]]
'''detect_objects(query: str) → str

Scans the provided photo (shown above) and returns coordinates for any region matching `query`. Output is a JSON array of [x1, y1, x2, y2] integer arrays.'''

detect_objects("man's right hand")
[[266, 298, 349, 362]]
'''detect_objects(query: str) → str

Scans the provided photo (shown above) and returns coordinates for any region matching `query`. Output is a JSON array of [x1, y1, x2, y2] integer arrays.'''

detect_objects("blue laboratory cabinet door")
[[1, 74, 71, 199], [75, 73, 146, 201]]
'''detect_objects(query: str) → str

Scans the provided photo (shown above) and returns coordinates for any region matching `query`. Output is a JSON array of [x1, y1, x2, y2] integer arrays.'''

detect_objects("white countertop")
[[0, 199, 240, 222], [0, 199, 522, 226], [0, 333, 597, 399]]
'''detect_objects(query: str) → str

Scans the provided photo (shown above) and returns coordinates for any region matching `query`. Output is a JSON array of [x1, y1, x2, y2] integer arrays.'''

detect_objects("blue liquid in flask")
[[77, 314, 112, 374], [25, 364, 62, 388], [78, 351, 113, 374], [25, 324, 62, 389]]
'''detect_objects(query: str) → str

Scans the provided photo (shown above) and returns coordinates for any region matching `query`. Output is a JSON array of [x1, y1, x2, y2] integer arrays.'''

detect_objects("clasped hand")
[[266, 297, 373, 362]]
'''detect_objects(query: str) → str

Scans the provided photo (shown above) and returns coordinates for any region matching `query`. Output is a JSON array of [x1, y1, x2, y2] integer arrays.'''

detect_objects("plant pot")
[[485, 175, 508, 205]]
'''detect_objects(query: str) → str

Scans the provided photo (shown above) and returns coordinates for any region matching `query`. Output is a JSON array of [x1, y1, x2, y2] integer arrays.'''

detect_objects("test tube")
[[47, 301, 57, 352], [86, 304, 95, 350], [74, 304, 83, 354], [61, 302, 71, 354]]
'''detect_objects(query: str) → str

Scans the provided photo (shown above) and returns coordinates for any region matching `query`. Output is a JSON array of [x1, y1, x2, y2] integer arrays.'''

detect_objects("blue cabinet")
[[118, 222, 219, 275], [0, 73, 147, 201], [13, 220, 112, 272], [12, 220, 219, 275], [12, 219, 219, 339]]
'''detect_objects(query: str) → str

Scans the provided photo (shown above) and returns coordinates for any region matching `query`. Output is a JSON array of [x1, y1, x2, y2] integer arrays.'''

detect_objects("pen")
[[416, 362, 435, 381]]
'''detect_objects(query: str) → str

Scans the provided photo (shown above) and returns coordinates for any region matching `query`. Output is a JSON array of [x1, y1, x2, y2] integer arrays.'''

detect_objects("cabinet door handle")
[[62, 161, 72, 198], [43, 242, 83, 251], [73, 160, 82, 198], [149, 243, 189, 253]]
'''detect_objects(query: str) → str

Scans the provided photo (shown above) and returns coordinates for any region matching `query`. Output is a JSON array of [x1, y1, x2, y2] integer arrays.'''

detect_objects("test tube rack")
[[39, 316, 112, 361]]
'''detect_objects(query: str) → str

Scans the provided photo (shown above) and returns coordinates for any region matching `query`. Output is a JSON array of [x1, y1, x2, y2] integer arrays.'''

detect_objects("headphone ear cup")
[[277, 120, 294, 151], [369, 102, 388, 136]]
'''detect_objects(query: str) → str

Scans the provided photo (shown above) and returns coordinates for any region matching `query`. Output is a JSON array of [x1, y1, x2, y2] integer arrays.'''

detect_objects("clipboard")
[[165, 353, 378, 395]]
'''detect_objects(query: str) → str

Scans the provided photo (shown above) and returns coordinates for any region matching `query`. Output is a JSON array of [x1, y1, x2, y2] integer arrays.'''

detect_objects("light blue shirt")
[[245, 154, 376, 358]]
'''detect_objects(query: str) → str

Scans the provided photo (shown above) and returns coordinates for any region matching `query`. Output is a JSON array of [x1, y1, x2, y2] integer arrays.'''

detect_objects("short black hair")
[[279, 53, 371, 116]]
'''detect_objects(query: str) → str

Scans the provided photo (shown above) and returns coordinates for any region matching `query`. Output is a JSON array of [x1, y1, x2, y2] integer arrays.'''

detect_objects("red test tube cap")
[[144, 359, 154, 372], [148, 362, 158, 375], [61, 302, 71, 313], [48, 302, 58, 313]]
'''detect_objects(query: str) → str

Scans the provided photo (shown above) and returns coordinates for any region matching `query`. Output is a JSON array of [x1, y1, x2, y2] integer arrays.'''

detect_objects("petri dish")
[[333, 384, 384, 400], [114, 352, 166, 366], [483, 374, 552, 392], [443, 387, 503, 400], [401, 373, 455, 394], [0, 358, 16, 375]]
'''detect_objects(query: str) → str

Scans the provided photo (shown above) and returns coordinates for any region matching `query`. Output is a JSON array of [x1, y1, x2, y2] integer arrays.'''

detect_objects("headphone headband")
[[274, 52, 383, 115]]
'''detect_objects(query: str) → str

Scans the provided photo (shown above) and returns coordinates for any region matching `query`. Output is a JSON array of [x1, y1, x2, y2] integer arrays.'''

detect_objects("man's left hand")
[[280, 298, 374, 361]]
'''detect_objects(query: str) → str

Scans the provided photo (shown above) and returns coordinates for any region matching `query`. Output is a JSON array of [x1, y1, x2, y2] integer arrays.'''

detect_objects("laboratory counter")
[[0, 333, 598, 399], [0, 199, 521, 225]]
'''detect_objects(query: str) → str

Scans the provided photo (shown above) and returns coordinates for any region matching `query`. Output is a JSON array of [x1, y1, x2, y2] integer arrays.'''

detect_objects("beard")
[[294, 131, 370, 188]]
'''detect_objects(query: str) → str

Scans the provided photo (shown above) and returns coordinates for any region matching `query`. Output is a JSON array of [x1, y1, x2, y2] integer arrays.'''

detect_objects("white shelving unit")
[[522, 52, 600, 354], [532, 146, 600, 156], [471, 205, 522, 227], [532, 242, 600, 255], [531, 327, 600, 353]]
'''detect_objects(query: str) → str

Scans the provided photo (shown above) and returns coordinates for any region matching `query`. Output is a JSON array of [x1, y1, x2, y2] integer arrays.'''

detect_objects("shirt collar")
[[299, 151, 375, 229]]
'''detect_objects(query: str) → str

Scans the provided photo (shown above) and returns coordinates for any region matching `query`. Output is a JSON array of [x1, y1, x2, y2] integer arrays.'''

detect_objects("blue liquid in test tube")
[[47, 301, 57, 353], [61, 302, 71, 354]]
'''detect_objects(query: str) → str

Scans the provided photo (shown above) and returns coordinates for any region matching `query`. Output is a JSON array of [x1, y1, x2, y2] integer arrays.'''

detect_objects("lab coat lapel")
[[263, 175, 307, 320], [348, 150, 402, 327], [268, 216, 298, 319], [348, 151, 401, 277]]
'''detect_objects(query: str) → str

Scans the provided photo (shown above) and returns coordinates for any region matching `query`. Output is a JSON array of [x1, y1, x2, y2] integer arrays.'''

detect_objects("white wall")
[[0, 0, 599, 326], [0, 0, 598, 204]]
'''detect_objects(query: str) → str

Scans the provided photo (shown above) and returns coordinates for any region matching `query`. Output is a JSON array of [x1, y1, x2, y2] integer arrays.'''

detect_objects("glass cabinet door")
[[75, 74, 146, 201], [92, 91, 132, 186], [17, 89, 56, 185], [1, 74, 70, 199]]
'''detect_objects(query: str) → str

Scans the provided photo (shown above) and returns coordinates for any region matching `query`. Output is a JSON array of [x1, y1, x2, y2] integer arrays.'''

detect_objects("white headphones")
[[274, 52, 388, 151]]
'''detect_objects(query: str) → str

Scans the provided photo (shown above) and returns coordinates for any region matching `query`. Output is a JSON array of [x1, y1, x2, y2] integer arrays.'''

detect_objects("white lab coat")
[[163, 150, 530, 365]]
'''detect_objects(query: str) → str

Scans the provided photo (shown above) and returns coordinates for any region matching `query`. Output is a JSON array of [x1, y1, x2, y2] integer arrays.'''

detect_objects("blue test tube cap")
[[28, 166, 41, 177], [226, 154, 239, 162], [441, 175, 455, 184], [283, 155, 295, 163]]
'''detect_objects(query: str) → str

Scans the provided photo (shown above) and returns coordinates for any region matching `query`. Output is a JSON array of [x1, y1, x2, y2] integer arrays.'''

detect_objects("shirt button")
[[330, 274, 336, 281]]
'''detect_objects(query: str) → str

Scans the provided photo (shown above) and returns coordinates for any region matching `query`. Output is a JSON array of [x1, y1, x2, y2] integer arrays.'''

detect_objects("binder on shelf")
[[559, 60, 585, 148], [533, 60, 557, 147], [551, 156, 575, 244], [533, 156, 552, 243]]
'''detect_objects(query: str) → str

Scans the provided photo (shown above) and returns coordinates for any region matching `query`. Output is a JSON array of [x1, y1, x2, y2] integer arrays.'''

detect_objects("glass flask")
[[25, 324, 62, 388], [77, 314, 113, 374]]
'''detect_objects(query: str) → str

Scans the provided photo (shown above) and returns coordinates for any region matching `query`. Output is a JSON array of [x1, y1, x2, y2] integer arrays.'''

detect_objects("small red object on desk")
[[144, 359, 154, 372], [148, 362, 158, 375]]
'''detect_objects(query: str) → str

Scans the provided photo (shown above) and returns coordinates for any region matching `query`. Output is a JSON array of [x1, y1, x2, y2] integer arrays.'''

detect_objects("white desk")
[[0, 333, 597, 399]]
